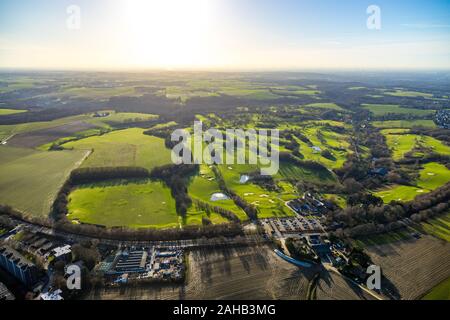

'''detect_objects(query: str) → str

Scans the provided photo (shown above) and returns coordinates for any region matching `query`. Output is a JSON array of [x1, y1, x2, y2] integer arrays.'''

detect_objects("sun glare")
[[118, 0, 214, 68]]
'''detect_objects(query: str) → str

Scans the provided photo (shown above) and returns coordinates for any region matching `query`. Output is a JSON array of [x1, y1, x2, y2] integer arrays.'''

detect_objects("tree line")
[[192, 199, 241, 223]]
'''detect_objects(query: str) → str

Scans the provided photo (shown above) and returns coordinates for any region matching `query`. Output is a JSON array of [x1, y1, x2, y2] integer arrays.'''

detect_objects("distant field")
[[384, 90, 434, 98], [303, 103, 344, 111], [372, 120, 436, 129], [67, 179, 179, 229], [59, 86, 140, 99], [88, 111, 157, 126], [375, 163, 450, 203], [0, 114, 90, 141], [8, 120, 98, 148], [0, 146, 87, 217], [0, 109, 27, 116], [62, 128, 172, 170], [362, 104, 434, 116], [272, 89, 320, 96]]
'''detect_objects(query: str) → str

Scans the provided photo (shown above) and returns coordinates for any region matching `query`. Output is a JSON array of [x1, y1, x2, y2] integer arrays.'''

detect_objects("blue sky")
[[1, 0, 449, 70]]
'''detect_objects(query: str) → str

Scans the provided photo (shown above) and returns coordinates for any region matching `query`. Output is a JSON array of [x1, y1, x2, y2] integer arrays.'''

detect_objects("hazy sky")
[[1, 0, 449, 70]]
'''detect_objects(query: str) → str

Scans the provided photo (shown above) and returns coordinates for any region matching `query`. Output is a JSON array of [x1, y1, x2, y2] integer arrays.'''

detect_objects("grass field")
[[422, 277, 450, 300], [362, 104, 434, 116], [372, 120, 436, 129], [67, 179, 179, 229], [0, 146, 88, 217], [0, 109, 27, 116], [62, 128, 172, 170]]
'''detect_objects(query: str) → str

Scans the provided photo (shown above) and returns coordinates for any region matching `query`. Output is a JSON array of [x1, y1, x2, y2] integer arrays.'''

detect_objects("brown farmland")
[[7, 121, 98, 148], [366, 235, 450, 300]]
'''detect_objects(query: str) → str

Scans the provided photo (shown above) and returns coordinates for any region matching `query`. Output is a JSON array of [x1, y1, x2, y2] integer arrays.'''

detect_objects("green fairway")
[[0, 146, 88, 217], [362, 104, 434, 116], [422, 277, 450, 300], [375, 163, 450, 203], [0, 109, 27, 116], [62, 128, 172, 170], [418, 163, 450, 190], [294, 126, 352, 169], [67, 179, 179, 229], [217, 165, 295, 219], [383, 130, 450, 161], [277, 160, 336, 184], [375, 185, 424, 203], [187, 165, 248, 222]]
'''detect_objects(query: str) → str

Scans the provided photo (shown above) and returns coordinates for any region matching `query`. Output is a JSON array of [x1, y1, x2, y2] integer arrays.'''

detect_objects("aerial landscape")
[[0, 0, 449, 308]]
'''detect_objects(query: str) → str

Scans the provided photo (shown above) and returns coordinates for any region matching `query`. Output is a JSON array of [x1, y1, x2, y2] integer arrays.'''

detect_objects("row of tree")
[[150, 164, 198, 216], [193, 199, 240, 223], [0, 204, 245, 241]]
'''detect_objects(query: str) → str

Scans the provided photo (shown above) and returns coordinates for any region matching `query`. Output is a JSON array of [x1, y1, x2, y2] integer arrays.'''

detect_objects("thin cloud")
[[401, 23, 450, 29]]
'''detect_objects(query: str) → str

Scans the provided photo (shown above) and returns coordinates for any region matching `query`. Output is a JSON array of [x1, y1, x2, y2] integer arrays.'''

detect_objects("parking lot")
[[260, 215, 324, 238]]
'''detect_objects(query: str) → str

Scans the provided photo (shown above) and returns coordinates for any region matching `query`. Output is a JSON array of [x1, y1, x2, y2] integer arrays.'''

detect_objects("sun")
[[118, 0, 214, 68]]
